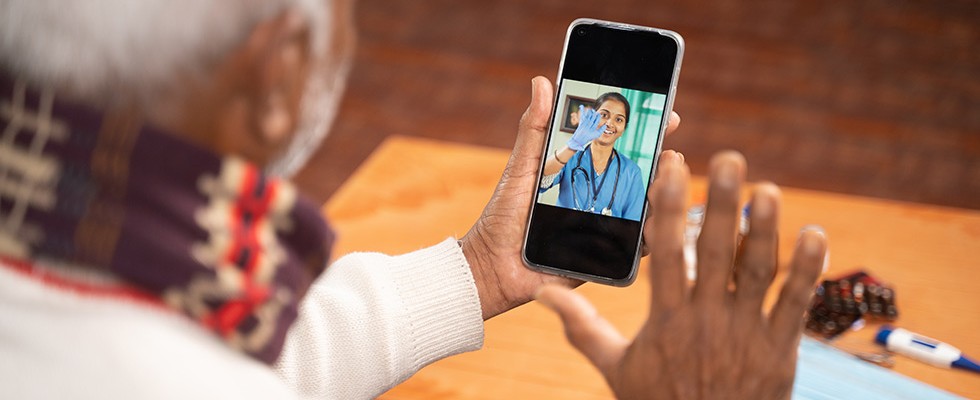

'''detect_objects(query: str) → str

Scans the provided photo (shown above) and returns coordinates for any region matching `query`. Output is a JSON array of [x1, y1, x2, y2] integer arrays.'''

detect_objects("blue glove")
[[566, 105, 606, 151]]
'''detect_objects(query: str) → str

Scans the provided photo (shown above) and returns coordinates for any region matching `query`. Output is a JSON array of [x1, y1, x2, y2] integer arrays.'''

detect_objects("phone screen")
[[523, 20, 683, 285]]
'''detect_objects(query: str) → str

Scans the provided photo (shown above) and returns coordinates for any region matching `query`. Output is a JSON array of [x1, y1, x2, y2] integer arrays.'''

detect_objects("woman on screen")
[[540, 92, 646, 221]]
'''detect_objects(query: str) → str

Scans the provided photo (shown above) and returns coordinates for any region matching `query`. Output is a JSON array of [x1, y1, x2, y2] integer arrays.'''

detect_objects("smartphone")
[[522, 19, 684, 286]]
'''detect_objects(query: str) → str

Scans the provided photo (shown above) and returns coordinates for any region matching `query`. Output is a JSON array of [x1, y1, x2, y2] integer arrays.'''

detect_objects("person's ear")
[[239, 8, 312, 146]]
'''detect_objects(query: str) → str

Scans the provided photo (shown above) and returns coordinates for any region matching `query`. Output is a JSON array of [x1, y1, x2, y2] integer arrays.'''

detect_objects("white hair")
[[0, 0, 345, 177], [0, 0, 327, 104]]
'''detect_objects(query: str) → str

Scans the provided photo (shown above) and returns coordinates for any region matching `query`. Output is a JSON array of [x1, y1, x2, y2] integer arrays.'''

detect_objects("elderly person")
[[0, 0, 827, 399]]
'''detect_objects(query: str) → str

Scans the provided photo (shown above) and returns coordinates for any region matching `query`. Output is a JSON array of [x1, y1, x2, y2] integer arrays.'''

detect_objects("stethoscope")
[[571, 145, 622, 216]]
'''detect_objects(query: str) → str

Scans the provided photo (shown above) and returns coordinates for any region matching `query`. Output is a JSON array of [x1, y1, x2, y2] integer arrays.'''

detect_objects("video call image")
[[537, 78, 668, 222]]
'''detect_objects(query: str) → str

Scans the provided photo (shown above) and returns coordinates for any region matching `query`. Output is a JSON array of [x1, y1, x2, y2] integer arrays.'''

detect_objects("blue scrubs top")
[[541, 147, 646, 221]]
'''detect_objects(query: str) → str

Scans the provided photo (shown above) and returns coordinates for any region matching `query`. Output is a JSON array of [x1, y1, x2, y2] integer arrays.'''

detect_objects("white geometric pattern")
[[0, 80, 69, 257]]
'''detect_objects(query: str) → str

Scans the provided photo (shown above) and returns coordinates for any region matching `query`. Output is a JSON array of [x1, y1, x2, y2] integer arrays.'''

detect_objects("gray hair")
[[0, 0, 346, 177], [0, 0, 330, 111]]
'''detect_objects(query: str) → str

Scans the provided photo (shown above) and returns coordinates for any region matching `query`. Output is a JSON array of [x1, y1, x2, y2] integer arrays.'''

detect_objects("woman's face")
[[594, 99, 627, 147]]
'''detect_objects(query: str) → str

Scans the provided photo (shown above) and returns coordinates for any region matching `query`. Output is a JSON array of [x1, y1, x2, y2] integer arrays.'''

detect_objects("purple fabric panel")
[[111, 127, 216, 290], [0, 72, 101, 261], [279, 194, 333, 293]]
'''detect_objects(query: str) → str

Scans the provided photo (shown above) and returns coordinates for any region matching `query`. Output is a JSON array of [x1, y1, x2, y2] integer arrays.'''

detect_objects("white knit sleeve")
[[273, 238, 484, 400]]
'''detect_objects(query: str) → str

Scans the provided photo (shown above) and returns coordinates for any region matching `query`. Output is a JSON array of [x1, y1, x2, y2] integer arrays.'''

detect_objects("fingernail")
[[677, 152, 685, 164], [751, 184, 779, 218], [822, 248, 830, 273], [715, 158, 739, 187], [800, 224, 825, 236], [799, 225, 830, 272], [799, 232, 822, 255], [752, 194, 771, 218]]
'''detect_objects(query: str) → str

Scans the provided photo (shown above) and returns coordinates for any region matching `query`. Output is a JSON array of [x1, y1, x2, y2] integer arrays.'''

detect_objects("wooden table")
[[324, 136, 980, 399]]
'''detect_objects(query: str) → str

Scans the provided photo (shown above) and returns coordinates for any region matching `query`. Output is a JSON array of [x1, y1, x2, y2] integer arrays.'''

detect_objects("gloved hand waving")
[[566, 105, 606, 151]]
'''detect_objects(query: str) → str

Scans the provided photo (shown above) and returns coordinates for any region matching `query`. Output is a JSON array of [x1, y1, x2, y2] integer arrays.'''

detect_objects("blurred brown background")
[[295, 0, 980, 210]]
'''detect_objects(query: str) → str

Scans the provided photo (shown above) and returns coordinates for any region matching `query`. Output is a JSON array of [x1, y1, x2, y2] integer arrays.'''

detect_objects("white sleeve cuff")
[[274, 238, 484, 399], [386, 237, 485, 370]]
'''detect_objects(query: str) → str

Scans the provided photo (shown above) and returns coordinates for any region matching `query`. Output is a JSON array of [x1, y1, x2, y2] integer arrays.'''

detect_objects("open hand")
[[536, 151, 827, 399], [567, 105, 606, 151]]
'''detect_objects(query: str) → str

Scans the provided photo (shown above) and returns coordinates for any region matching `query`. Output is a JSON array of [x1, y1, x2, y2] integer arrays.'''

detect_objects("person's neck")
[[589, 143, 614, 173]]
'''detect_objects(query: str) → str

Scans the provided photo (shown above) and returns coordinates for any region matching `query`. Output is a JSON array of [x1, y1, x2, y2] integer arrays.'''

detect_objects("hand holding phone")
[[458, 77, 680, 319]]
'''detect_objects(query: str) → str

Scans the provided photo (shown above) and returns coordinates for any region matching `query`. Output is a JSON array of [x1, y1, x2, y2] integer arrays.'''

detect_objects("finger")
[[536, 285, 629, 377], [596, 124, 607, 136], [517, 76, 554, 141], [653, 149, 685, 177], [733, 183, 781, 312], [664, 111, 681, 137], [693, 151, 746, 304], [511, 77, 555, 171], [641, 149, 687, 258], [769, 227, 827, 344], [581, 107, 594, 125], [645, 150, 689, 312], [589, 110, 602, 130]]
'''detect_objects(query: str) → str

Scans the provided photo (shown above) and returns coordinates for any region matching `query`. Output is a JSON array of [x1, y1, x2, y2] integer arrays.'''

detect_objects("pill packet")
[[805, 270, 898, 339]]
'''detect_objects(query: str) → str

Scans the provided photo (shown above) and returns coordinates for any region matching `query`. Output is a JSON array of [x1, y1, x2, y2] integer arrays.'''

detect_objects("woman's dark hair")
[[592, 92, 630, 125]]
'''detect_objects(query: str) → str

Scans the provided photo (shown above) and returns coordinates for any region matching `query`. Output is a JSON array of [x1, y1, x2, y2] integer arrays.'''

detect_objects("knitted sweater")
[[0, 238, 484, 399]]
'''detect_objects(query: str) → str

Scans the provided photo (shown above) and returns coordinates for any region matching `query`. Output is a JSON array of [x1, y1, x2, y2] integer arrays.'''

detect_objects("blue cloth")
[[793, 336, 961, 399], [542, 147, 646, 221]]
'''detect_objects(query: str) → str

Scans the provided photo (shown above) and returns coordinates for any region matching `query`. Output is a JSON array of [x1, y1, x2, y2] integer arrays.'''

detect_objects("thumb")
[[511, 76, 554, 163], [536, 285, 629, 377]]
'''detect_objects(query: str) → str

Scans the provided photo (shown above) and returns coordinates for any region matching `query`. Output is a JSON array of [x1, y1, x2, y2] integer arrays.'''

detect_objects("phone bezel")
[[521, 18, 685, 286]]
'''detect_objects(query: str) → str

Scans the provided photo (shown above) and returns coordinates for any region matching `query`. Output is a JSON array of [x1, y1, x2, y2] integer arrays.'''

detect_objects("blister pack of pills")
[[805, 270, 898, 339]]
